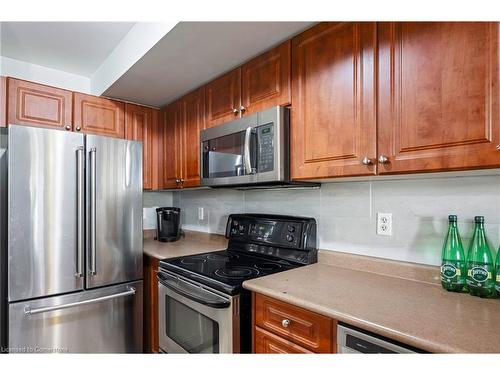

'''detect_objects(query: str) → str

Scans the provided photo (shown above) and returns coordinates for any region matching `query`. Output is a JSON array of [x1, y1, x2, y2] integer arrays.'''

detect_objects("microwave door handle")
[[244, 126, 254, 175], [157, 273, 230, 309]]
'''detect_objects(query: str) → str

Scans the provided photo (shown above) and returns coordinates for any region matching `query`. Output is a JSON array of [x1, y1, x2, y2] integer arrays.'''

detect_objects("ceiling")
[[1, 22, 135, 76], [103, 22, 315, 107]]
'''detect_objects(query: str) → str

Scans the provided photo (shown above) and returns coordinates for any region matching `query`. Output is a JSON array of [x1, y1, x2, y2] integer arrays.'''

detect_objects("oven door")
[[157, 271, 238, 354]]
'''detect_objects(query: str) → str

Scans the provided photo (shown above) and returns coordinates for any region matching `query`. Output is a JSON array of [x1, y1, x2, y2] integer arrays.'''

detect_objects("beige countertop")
[[143, 230, 228, 259], [243, 252, 500, 353]]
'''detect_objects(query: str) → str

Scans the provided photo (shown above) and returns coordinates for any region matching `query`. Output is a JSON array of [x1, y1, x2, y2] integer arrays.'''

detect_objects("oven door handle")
[[157, 272, 230, 309]]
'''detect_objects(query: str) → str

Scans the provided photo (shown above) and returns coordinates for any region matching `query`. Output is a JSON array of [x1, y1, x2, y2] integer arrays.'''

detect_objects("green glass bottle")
[[495, 247, 500, 296], [440, 215, 466, 292], [466, 216, 495, 297]]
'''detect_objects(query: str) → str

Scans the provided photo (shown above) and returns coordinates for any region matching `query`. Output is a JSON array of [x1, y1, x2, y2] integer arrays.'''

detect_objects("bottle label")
[[440, 262, 465, 285], [466, 264, 494, 289]]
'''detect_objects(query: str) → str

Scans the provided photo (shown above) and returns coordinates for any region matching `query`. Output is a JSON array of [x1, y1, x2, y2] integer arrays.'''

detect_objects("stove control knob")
[[287, 225, 295, 232], [233, 220, 239, 226], [286, 234, 294, 242]]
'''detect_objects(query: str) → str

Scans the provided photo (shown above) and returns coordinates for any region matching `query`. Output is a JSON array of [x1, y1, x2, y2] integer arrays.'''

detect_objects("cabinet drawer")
[[255, 327, 313, 354], [255, 294, 332, 353]]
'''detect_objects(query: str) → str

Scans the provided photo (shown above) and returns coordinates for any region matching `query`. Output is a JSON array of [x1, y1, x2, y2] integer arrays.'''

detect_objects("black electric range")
[[159, 214, 318, 295], [157, 214, 317, 353]]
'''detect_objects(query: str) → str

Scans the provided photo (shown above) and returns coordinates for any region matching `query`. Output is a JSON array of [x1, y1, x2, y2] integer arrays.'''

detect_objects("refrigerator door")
[[9, 281, 143, 353], [8, 126, 85, 302], [86, 135, 142, 289]]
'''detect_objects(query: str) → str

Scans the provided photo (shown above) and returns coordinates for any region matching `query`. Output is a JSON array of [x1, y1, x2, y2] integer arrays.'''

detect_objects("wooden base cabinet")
[[144, 255, 160, 353], [253, 293, 337, 354], [378, 22, 500, 174]]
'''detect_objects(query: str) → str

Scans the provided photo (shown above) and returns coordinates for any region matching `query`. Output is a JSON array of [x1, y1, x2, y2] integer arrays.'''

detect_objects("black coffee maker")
[[156, 207, 181, 242]]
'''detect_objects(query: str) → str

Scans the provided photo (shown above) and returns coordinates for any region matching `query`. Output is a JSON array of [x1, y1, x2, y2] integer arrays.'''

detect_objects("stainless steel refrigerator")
[[0, 125, 143, 353]]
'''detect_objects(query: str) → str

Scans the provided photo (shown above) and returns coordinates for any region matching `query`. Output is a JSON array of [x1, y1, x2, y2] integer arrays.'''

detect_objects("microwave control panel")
[[257, 124, 274, 173]]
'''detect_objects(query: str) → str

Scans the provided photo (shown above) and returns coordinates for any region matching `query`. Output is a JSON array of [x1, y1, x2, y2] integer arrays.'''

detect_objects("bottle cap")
[[448, 215, 457, 222], [474, 216, 484, 223]]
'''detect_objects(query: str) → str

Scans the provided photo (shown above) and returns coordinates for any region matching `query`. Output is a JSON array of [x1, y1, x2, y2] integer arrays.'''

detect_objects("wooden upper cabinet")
[[378, 22, 500, 174], [125, 103, 157, 190], [179, 87, 205, 188], [7, 78, 73, 131], [291, 22, 377, 180], [0, 77, 6, 127], [73, 93, 125, 138], [205, 68, 241, 128], [162, 102, 182, 189], [241, 41, 291, 115]]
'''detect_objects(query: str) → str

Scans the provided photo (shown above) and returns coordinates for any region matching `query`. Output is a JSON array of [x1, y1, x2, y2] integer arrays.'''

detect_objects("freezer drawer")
[[8, 281, 143, 353]]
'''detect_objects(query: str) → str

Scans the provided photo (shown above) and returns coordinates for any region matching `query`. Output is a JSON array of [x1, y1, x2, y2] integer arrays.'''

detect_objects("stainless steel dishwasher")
[[337, 324, 417, 353]]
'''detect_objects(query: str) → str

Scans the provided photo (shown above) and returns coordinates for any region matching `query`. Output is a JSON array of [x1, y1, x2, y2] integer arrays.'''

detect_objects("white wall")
[[167, 174, 500, 266], [0, 56, 91, 93]]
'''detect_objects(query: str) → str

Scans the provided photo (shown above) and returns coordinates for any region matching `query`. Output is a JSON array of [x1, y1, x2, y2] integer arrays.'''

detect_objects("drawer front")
[[255, 327, 313, 354], [255, 294, 332, 353]]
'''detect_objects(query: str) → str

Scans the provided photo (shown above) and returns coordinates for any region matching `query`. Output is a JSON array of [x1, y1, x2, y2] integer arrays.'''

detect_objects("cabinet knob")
[[282, 319, 290, 328], [378, 155, 389, 164], [361, 156, 372, 166], [496, 145, 500, 150], [76, 126, 81, 132], [239, 105, 246, 114], [232, 108, 239, 115], [180, 179, 184, 183], [65, 125, 71, 131], [175, 179, 181, 184]]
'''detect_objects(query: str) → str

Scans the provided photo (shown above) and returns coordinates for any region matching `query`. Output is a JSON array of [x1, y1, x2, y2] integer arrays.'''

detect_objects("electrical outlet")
[[377, 213, 392, 236], [198, 207, 204, 221]]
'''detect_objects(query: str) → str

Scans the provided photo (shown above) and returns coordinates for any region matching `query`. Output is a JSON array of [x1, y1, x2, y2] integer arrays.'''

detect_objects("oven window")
[[165, 295, 220, 353]]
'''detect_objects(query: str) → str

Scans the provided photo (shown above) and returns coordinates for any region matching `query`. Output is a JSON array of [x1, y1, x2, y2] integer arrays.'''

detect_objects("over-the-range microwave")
[[200, 106, 319, 189]]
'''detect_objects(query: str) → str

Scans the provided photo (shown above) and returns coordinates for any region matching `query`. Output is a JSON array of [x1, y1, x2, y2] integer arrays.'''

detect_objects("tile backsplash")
[[145, 174, 500, 266]]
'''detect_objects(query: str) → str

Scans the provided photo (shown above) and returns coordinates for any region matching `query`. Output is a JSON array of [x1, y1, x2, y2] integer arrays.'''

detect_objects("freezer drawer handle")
[[23, 287, 136, 316]]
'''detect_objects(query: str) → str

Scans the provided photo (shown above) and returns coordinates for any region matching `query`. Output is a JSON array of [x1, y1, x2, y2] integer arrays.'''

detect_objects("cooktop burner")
[[255, 262, 283, 271], [159, 250, 296, 295], [180, 256, 207, 265], [214, 266, 259, 279]]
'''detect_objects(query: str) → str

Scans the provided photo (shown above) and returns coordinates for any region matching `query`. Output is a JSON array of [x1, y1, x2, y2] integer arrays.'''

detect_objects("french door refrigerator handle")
[[76, 146, 85, 278], [24, 288, 136, 316], [89, 146, 97, 275]]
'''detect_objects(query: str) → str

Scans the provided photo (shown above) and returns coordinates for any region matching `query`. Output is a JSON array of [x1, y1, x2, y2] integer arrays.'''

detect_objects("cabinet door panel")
[[205, 68, 241, 128], [291, 22, 377, 180], [73, 93, 125, 138], [179, 88, 205, 188], [241, 41, 291, 115], [162, 102, 181, 189], [254, 327, 313, 354], [8, 78, 73, 130], [125, 103, 154, 190], [378, 22, 500, 173]]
